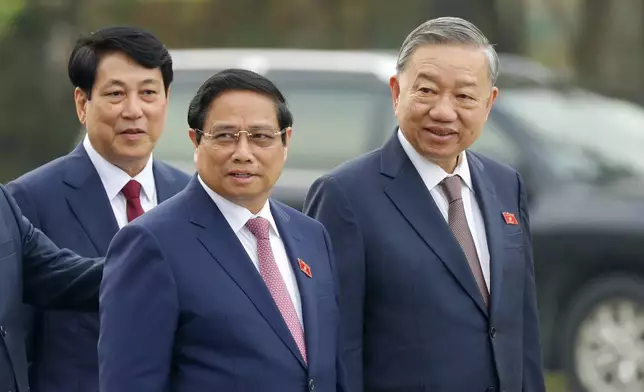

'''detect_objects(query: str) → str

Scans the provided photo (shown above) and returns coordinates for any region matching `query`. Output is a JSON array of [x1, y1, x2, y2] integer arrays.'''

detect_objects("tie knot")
[[121, 180, 142, 200], [246, 217, 270, 240], [440, 175, 463, 203]]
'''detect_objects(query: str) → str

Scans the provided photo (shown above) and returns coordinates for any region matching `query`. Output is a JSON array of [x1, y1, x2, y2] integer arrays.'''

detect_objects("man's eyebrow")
[[456, 80, 478, 88], [139, 79, 162, 85], [416, 72, 438, 82], [103, 80, 126, 88]]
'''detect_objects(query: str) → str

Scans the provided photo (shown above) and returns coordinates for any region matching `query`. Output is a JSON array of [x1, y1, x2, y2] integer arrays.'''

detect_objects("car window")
[[266, 70, 393, 170], [499, 88, 644, 175], [153, 69, 394, 172], [470, 119, 522, 168]]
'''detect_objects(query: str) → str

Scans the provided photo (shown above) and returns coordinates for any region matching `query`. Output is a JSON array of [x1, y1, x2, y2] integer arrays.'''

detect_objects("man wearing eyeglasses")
[[98, 68, 347, 392]]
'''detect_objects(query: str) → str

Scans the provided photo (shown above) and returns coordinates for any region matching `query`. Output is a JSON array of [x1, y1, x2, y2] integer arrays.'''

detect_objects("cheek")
[[145, 103, 167, 123], [260, 154, 285, 177], [89, 104, 121, 126], [459, 109, 487, 131], [407, 99, 431, 118]]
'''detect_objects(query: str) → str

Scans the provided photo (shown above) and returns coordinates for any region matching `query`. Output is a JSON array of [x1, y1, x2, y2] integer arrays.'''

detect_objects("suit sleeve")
[[320, 224, 349, 392], [5, 181, 42, 373], [304, 176, 365, 392], [98, 223, 177, 392], [0, 185, 102, 310], [517, 173, 546, 392]]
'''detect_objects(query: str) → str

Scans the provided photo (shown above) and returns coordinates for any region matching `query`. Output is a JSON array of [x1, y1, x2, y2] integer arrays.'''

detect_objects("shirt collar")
[[397, 128, 474, 192], [197, 174, 280, 237], [83, 134, 156, 202]]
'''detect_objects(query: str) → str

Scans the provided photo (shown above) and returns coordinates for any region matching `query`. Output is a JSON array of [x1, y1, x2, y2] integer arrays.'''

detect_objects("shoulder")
[[468, 151, 518, 178], [271, 199, 326, 232], [153, 160, 191, 180], [467, 150, 522, 195], [307, 148, 383, 203], [131, 187, 191, 231], [328, 148, 382, 182], [0, 184, 21, 226], [8, 154, 72, 190]]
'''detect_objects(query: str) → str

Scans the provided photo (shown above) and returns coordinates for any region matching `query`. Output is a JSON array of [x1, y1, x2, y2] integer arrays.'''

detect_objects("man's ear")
[[74, 87, 89, 124], [283, 127, 293, 161], [188, 128, 199, 149], [389, 75, 401, 114]]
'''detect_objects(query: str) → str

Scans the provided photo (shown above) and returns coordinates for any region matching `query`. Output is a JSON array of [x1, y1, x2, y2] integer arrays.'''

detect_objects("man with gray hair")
[[304, 16, 545, 392]]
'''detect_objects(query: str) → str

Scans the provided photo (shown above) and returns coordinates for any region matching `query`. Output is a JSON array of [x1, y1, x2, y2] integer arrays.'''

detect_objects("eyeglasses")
[[194, 127, 286, 149]]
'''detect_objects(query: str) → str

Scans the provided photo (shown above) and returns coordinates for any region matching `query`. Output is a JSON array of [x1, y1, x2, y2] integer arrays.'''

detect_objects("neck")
[[242, 200, 267, 215], [115, 159, 148, 177], [434, 155, 459, 174]]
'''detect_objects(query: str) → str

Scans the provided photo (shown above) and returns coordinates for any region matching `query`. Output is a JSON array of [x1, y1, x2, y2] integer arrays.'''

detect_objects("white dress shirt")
[[83, 135, 157, 229], [198, 175, 304, 325], [397, 129, 491, 291]]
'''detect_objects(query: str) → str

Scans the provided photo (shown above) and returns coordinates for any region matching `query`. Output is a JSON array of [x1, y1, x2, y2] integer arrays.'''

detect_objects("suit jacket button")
[[308, 378, 315, 391], [489, 326, 496, 338], [486, 388, 495, 392], [0, 326, 6, 337]]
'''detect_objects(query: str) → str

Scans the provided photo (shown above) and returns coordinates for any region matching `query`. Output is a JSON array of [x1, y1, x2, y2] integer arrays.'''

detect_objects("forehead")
[[94, 51, 163, 86], [206, 90, 278, 124], [403, 44, 489, 85]]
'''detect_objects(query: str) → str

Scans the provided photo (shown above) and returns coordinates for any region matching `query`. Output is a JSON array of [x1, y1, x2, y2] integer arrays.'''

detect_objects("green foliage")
[[0, 0, 24, 39]]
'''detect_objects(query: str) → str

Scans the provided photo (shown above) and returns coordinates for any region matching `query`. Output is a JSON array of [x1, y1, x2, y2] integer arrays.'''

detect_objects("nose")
[[231, 133, 254, 163], [429, 95, 458, 123], [121, 95, 143, 119]]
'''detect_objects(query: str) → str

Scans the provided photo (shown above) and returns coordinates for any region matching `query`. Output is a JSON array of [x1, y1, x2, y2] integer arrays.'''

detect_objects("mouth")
[[424, 126, 457, 137], [228, 171, 256, 179], [423, 126, 458, 142], [119, 128, 146, 135]]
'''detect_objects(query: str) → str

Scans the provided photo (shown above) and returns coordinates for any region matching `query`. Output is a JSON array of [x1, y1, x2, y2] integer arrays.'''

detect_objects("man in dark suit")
[[98, 69, 346, 391], [304, 17, 545, 392], [6, 26, 190, 392], [0, 184, 102, 392]]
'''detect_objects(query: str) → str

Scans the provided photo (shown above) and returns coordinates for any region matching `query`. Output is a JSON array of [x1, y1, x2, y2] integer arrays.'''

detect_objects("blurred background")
[[2, 1, 644, 391]]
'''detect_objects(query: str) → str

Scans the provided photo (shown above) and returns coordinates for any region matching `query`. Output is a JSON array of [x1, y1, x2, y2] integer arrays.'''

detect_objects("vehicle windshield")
[[497, 88, 644, 180]]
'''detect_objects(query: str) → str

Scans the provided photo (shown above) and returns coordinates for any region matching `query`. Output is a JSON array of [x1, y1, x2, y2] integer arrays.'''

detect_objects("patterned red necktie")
[[246, 217, 307, 363]]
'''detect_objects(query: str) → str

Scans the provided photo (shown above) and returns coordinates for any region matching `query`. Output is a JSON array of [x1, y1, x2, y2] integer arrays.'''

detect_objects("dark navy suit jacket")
[[303, 132, 545, 392], [6, 143, 190, 392], [0, 184, 102, 392], [98, 176, 347, 392]]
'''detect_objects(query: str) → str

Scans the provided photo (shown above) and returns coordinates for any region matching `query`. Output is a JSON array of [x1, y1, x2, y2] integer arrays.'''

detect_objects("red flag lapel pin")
[[298, 258, 312, 278], [502, 212, 518, 225]]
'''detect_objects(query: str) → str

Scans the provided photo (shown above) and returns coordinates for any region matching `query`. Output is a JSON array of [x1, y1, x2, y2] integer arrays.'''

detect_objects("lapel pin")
[[298, 258, 312, 278], [502, 212, 518, 225]]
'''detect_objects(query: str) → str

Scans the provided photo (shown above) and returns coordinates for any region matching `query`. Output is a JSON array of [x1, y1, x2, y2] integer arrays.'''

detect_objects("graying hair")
[[396, 17, 499, 86]]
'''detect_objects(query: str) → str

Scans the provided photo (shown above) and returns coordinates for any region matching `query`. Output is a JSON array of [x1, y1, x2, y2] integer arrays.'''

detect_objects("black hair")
[[187, 68, 293, 145], [68, 26, 173, 98]]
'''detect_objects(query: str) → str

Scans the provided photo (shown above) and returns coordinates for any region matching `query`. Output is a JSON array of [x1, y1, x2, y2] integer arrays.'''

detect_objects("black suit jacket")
[[0, 184, 101, 392]]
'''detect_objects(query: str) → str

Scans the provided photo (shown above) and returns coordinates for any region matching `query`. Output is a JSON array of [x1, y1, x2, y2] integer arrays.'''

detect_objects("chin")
[[120, 146, 153, 159]]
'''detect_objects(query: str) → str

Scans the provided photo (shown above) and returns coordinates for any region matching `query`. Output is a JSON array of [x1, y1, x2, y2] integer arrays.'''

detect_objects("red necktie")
[[246, 217, 307, 363], [121, 180, 145, 222]]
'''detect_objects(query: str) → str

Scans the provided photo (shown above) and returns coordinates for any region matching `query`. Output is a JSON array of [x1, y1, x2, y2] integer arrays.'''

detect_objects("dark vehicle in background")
[[80, 49, 644, 392]]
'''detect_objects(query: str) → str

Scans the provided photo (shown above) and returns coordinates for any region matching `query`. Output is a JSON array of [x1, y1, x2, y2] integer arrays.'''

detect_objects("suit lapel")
[[272, 202, 317, 373], [381, 134, 488, 316], [467, 152, 506, 317], [187, 178, 307, 369], [63, 144, 119, 255]]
